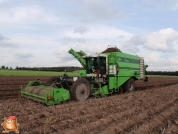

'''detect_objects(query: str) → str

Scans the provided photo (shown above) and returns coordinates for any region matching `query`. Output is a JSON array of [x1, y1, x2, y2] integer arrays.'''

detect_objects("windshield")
[[85, 57, 106, 74]]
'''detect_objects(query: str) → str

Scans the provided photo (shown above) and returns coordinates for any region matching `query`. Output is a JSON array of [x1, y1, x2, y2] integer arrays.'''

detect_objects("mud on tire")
[[123, 78, 135, 93], [70, 78, 91, 101]]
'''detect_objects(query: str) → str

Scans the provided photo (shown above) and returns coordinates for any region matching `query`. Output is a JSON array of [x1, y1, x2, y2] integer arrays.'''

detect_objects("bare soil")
[[0, 76, 178, 133]]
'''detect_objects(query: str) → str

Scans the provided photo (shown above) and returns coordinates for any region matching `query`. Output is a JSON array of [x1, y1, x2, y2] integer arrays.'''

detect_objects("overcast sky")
[[0, 0, 178, 71]]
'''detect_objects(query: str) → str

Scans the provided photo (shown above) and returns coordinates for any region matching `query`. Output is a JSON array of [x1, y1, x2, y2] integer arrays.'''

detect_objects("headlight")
[[47, 94, 52, 100]]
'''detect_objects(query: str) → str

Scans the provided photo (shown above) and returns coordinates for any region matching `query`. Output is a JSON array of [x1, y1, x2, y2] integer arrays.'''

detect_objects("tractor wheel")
[[70, 78, 91, 101], [123, 78, 135, 93]]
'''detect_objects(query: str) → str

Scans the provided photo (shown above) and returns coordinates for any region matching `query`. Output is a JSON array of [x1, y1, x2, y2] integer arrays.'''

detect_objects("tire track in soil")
[[41, 93, 165, 132], [48, 83, 175, 116], [163, 124, 178, 134], [99, 98, 178, 134], [53, 86, 178, 133], [123, 89, 178, 133], [20, 85, 173, 133], [0, 84, 175, 132], [0, 92, 141, 132], [159, 117, 178, 134], [131, 103, 178, 134], [20, 89, 150, 115], [1, 81, 178, 134], [18, 92, 149, 132], [19, 86, 172, 124]]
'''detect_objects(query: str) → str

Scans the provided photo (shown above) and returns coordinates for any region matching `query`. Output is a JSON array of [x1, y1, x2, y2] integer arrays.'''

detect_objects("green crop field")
[[1, 70, 177, 78], [0, 70, 79, 76]]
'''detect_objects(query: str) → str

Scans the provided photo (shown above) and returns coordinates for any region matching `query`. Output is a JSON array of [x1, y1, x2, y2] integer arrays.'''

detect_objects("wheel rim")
[[75, 82, 90, 101]]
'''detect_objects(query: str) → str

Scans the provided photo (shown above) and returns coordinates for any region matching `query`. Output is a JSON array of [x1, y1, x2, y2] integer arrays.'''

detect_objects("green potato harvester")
[[21, 46, 148, 105]]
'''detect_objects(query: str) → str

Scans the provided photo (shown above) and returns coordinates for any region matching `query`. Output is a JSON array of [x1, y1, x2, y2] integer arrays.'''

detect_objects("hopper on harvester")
[[21, 46, 148, 106]]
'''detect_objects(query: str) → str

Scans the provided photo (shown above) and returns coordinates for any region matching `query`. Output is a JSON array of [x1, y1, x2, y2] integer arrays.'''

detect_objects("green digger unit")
[[21, 46, 148, 105]]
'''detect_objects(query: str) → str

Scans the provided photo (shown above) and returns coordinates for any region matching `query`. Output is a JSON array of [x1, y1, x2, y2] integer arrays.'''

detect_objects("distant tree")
[[10, 67, 12, 70], [2, 65, 5, 69], [5, 66, 8, 69], [15, 66, 19, 70], [175, 71, 178, 76]]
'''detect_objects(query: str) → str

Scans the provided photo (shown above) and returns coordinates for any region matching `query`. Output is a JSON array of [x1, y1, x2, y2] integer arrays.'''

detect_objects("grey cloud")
[[123, 35, 145, 53], [0, 41, 18, 48], [15, 51, 34, 59], [118, 35, 125, 38], [0, 34, 18, 48], [167, 39, 177, 46], [54, 51, 74, 62], [128, 35, 145, 46], [62, 36, 86, 43], [125, 46, 140, 53], [54, 49, 63, 56], [0, 35, 6, 40], [69, 0, 122, 23], [74, 26, 89, 34], [58, 57, 74, 62], [83, 3, 120, 21]]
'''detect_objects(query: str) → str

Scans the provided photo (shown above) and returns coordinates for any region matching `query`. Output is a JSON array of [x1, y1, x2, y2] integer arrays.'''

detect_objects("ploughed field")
[[0, 76, 50, 98], [0, 76, 178, 98], [0, 76, 178, 133]]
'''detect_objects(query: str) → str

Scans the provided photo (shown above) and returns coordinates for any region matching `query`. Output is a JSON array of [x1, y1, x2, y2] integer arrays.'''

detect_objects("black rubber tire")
[[70, 78, 91, 101], [123, 78, 135, 93]]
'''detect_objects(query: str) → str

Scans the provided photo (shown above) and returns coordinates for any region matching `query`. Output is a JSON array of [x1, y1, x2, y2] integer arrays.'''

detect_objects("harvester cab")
[[85, 55, 107, 77], [21, 47, 148, 106]]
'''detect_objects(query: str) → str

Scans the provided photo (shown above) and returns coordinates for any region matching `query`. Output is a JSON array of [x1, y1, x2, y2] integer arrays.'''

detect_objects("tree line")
[[1, 65, 178, 76], [1, 65, 12, 70], [15, 66, 83, 72], [147, 71, 178, 76]]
